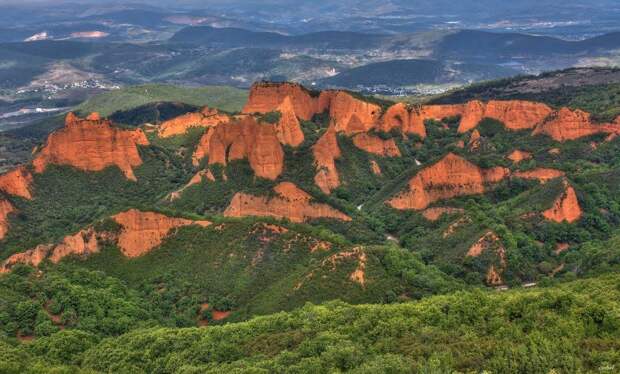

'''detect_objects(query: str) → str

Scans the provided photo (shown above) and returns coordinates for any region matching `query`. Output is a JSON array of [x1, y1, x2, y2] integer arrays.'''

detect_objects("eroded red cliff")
[[112, 209, 211, 257], [158, 107, 230, 138], [0, 199, 15, 240], [224, 182, 351, 223], [1, 229, 99, 273], [388, 153, 509, 210], [0, 166, 33, 199], [192, 116, 284, 180], [274, 96, 305, 147], [243, 82, 319, 120], [352, 133, 401, 157], [513, 168, 565, 183], [312, 126, 342, 194], [542, 180, 582, 223], [32, 113, 149, 181], [533, 108, 620, 142]]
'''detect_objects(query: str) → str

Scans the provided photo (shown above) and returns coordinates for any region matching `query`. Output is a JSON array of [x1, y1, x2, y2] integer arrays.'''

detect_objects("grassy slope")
[[75, 84, 248, 116]]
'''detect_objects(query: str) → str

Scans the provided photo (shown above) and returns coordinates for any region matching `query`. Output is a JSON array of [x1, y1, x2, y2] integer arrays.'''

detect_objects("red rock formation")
[[412, 103, 471, 134], [158, 107, 230, 138], [32, 113, 149, 181], [313, 126, 342, 194], [0, 229, 99, 273], [0, 199, 15, 240], [370, 160, 381, 175], [380, 103, 418, 137], [507, 150, 532, 163], [243, 82, 319, 121], [352, 133, 401, 157], [47, 229, 99, 263], [468, 129, 481, 150], [421, 207, 464, 221], [274, 96, 305, 147], [513, 168, 565, 183], [112, 209, 211, 257], [224, 182, 351, 223], [542, 181, 582, 223], [192, 116, 284, 180], [0, 166, 33, 199], [467, 231, 504, 258], [168, 169, 214, 201], [457, 100, 553, 133], [1, 244, 50, 272], [320, 91, 382, 135], [533, 108, 620, 142], [486, 265, 503, 286], [388, 153, 509, 210]]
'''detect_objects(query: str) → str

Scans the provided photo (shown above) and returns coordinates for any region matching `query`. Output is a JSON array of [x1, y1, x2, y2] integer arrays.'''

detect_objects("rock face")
[[158, 107, 230, 138], [513, 168, 565, 183], [0, 167, 33, 199], [112, 209, 211, 258], [193, 116, 284, 180], [0, 199, 15, 240], [274, 96, 305, 147], [543, 181, 582, 223], [32, 113, 150, 181], [313, 126, 342, 194], [388, 153, 509, 210], [352, 133, 401, 157], [468, 129, 481, 150], [0, 229, 99, 273], [243, 82, 319, 121], [224, 182, 351, 223], [458, 100, 553, 133], [421, 207, 464, 221], [322, 91, 382, 135], [507, 150, 532, 163], [533, 108, 620, 142]]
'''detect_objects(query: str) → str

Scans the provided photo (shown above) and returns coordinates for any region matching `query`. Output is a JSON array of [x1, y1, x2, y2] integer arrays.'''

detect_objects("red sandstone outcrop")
[[542, 180, 582, 223], [158, 107, 230, 138], [313, 126, 342, 194], [112, 209, 211, 257], [421, 207, 464, 221], [224, 182, 351, 223], [0, 199, 15, 240], [274, 96, 305, 146], [468, 129, 481, 150], [513, 168, 565, 184], [32, 113, 149, 181], [192, 116, 284, 180], [321, 91, 382, 135], [507, 150, 532, 163], [0, 167, 33, 199], [388, 153, 509, 210], [459, 100, 553, 133], [0, 229, 99, 273], [243, 82, 319, 120], [352, 133, 401, 157], [533, 108, 620, 142], [1, 211, 213, 272]]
